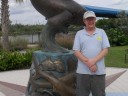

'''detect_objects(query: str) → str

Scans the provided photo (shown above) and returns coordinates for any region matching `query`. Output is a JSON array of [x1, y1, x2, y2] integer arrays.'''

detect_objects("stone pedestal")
[[26, 50, 77, 96]]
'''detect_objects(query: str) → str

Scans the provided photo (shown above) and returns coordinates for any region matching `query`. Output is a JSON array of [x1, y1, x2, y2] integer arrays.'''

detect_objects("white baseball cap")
[[83, 11, 96, 19]]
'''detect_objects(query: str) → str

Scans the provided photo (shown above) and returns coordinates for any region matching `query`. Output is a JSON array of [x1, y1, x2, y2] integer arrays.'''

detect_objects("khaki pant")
[[76, 74, 105, 96]]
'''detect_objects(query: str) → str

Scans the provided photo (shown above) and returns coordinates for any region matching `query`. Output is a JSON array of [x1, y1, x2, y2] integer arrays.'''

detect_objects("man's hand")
[[86, 58, 97, 72], [89, 64, 97, 72], [86, 58, 96, 68], [74, 51, 98, 72]]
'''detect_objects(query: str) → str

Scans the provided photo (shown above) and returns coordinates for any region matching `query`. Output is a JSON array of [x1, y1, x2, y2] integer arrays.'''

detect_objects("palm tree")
[[1, 0, 10, 51], [1, 0, 23, 51], [15, 0, 24, 3], [0, 7, 1, 31]]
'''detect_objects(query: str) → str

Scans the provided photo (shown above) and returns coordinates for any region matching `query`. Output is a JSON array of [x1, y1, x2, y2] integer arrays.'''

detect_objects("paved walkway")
[[0, 67, 128, 96]]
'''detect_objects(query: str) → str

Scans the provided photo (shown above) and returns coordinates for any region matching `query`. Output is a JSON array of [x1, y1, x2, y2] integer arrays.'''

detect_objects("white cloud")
[[74, 0, 113, 8], [74, 0, 128, 10], [113, 0, 121, 3], [9, 2, 16, 7], [110, 0, 128, 10], [9, 0, 47, 25]]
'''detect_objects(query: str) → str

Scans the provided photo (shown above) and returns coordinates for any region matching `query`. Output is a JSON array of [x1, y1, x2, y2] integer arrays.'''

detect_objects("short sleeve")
[[73, 32, 81, 51], [102, 30, 110, 48]]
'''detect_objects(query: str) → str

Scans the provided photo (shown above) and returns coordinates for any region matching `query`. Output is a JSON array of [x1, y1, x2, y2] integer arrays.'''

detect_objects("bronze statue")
[[30, 0, 86, 53], [26, 0, 85, 96]]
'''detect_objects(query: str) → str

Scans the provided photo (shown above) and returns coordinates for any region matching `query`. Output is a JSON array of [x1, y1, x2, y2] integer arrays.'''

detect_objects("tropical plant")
[[96, 14, 128, 46], [15, 0, 24, 3], [116, 11, 128, 36], [0, 50, 33, 71], [1, 0, 10, 51], [1, 0, 24, 51]]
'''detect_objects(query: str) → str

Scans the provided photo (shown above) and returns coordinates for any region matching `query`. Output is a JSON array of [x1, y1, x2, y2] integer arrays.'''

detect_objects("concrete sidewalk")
[[0, 67, 128, 96], [106, 67, 128, 96]]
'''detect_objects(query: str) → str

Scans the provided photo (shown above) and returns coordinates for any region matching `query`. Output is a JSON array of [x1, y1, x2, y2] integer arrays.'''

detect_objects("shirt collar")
[[84, 27, 97, 36]]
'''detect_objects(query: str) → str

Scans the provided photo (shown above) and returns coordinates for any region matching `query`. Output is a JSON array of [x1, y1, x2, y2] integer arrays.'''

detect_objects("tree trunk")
[[1, 0, 10, 51]]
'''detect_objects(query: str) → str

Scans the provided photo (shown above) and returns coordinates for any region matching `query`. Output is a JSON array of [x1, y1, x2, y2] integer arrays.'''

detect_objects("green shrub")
[[0, 50, 33, 71], [106, 28, 128, 46]]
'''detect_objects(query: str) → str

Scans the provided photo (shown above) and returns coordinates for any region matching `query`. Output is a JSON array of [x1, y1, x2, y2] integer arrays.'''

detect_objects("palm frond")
[[15, 0, 24, 3]]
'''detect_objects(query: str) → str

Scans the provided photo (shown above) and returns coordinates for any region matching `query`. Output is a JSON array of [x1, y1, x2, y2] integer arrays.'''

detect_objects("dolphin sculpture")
[[30, 0, 86, 52]]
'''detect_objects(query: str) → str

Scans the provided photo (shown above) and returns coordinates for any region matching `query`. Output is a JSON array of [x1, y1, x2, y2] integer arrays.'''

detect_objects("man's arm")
[[74, 50, 94, 68], [88, 48, 109, 66], [74, 50, 88, 62], [74, 50, 97, 72], [87, 48, 109, 72]]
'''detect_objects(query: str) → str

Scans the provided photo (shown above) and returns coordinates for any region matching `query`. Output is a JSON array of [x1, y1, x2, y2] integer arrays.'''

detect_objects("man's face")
[[83, 17, 96, 28]]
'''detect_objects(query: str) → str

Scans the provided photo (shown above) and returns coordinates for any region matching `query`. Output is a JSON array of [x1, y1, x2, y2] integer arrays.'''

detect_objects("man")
[[73, 11, 110, 96]]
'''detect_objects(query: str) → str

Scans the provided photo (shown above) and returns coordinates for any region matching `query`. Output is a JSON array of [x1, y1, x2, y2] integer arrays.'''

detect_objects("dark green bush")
[[0, 50, 33, 71], [106, 28, 128, 46], [96, 18, 128, 46]]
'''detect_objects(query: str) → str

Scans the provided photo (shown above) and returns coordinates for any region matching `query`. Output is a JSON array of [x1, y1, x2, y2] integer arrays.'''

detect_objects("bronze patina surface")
[[26, 51, 77, 96]]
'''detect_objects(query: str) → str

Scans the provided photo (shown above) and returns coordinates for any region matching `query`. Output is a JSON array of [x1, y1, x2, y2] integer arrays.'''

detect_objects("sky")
[[6, 0, 128, 25]]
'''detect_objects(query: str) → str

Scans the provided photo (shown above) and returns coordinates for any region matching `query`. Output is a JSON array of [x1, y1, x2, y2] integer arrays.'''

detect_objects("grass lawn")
[[105, 45, 128, 68]]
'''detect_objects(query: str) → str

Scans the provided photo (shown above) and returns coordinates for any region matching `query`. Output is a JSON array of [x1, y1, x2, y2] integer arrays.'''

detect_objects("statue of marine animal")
[[30, 0, 86, 52]]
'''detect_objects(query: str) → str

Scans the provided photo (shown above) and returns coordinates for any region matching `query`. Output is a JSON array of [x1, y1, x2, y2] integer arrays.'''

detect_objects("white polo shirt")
[[73, 27, 110, 75]]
